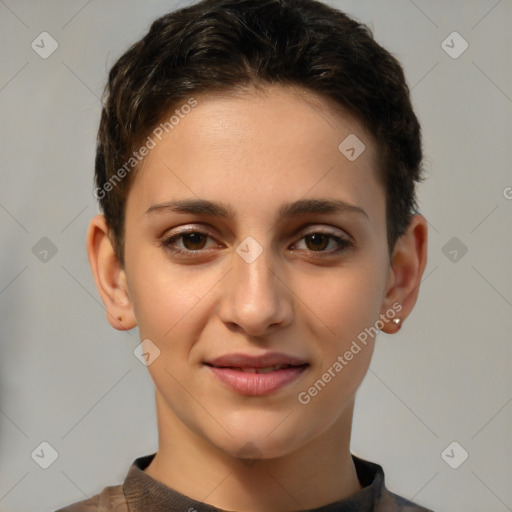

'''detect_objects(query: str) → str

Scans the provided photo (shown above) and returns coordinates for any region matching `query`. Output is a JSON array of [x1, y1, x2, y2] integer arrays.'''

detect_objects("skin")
[[87, 84, 428, 511]]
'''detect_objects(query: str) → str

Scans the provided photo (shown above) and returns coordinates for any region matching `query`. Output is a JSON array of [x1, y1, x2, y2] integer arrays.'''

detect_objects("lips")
[[204, 352, 309, 396], [205, 352, 308, 369], [231, 364, 296, 374]]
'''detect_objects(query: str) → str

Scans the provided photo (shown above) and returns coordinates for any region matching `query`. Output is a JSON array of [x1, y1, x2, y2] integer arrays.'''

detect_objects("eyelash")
[[160, 228, 353, 258]]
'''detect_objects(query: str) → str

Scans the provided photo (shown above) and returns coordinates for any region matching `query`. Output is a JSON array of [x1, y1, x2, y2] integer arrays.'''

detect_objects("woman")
[[58, 0, 431, 510]]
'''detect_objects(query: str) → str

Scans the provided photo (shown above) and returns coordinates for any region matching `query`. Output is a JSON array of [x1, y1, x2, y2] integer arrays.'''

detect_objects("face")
[[121, 85, 394, 460]]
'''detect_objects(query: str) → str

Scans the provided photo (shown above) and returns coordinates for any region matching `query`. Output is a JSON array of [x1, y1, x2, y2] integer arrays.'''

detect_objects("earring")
[[392, 318, 402, 332]]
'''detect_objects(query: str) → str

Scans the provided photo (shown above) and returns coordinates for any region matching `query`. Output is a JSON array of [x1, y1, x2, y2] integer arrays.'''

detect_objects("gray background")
[[0, 1, 511, 511]]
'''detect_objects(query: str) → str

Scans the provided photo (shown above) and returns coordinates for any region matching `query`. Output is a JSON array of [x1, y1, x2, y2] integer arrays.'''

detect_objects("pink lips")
[[204, 352, 309, 396]]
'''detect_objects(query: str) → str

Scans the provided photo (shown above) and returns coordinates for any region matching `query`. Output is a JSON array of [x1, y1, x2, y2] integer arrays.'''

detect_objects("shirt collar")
[[123, 452, 384, 511]]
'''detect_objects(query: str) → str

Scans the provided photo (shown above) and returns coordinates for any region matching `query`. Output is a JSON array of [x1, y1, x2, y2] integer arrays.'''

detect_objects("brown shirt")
[[55, 453, 434, 512]]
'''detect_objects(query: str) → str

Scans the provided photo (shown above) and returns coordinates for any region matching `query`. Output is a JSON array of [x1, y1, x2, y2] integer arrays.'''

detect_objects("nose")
[[218, 244, 293, 337]]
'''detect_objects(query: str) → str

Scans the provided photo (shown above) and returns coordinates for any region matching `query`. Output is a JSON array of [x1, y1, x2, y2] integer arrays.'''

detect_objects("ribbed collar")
[[123, 452, 383, 511]]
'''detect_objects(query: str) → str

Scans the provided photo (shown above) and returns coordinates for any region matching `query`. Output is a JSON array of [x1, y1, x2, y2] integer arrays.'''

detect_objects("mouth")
[[207, 363, 306, 374], [204, 352, 309, 396]]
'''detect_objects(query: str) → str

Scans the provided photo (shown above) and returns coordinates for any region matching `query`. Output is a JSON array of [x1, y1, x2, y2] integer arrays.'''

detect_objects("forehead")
[[163, 84, 378, 167], [126, 84, 384, 224]]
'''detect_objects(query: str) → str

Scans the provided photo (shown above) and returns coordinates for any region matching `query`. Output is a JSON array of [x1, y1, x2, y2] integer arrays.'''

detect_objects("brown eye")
[[161, 230, 217, 256], [293, 231, 353, 256], [180, 232, 208, 250], [304, 233, 330, 251]]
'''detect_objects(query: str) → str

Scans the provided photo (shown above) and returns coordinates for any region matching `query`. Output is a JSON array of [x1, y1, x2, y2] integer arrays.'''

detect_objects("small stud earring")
[[392, 318, 402, 331]]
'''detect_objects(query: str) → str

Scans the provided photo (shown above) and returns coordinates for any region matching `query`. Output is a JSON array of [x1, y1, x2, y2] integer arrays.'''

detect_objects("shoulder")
[[380, 487, 436, 512], [351, 455, 435, 512], [55, 484, 127, 512]]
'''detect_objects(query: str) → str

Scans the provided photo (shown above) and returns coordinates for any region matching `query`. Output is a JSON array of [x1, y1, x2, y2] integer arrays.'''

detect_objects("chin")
[[208, 418, 309, 463]]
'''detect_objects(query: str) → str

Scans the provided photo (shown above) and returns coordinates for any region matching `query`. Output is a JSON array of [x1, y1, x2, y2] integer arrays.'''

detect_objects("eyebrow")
[[145, 198, 368, 220]]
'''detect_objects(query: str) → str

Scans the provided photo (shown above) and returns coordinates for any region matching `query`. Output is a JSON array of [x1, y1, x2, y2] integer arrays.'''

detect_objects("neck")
[[144, 392, 362, 511]]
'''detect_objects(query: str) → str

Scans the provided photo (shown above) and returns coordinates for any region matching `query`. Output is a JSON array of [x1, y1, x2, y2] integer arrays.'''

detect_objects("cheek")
[[293, 264, 383, 428], [126, 245, 215, 340], [296, 260, 386, 349]]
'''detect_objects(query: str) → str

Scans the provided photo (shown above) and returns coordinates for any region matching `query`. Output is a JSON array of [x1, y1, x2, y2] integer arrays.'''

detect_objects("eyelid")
[[299, 225, 351, 239], [291, 229, 353, 253], [161, 227, 221, 250], [295, 224, 354, 246], [160, 224, 354, 258], [161, 224, 350, 243]]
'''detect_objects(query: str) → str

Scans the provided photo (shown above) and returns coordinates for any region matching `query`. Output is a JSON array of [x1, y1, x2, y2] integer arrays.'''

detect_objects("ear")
[[86, 214, 137, 331], [379, 214, 428, 334]]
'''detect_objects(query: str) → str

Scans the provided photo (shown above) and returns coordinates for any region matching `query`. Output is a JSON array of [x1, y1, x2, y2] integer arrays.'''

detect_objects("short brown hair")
[[94, 0, 424, 265]]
